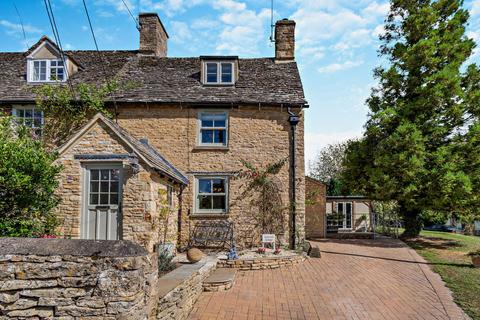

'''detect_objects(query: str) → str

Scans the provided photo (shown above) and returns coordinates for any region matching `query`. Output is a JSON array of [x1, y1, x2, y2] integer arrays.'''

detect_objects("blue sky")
[[1, 0, 479, 169]]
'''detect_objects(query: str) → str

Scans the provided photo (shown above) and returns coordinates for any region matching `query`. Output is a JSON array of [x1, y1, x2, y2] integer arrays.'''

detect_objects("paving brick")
[[189, 238, 469, 320]]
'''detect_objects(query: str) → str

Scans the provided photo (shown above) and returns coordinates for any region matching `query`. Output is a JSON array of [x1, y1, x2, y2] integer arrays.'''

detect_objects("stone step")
[[203, 268, 236, 292]]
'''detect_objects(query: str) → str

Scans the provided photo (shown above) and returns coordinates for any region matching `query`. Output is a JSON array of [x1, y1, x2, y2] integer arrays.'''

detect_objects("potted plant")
[[467, 250, 480, 267]]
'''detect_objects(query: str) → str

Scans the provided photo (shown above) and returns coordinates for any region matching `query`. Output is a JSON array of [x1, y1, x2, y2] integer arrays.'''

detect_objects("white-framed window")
[[204, 62, 234, 85], [195, 176, 228, 214], [29, 59, 66, 82], [198, 111, 228, 146], [12, 106, 44, 136]]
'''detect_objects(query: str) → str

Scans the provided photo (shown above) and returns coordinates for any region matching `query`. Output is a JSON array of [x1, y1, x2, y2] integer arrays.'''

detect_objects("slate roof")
[[0, 45, 307, 106], [58, 113, 188, 185]]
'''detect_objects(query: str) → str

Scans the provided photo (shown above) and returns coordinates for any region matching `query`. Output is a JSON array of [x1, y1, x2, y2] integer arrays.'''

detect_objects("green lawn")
[[403, 231, 480, 319]]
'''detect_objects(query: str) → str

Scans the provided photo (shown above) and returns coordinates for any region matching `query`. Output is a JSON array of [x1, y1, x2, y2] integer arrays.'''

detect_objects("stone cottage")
[[0, 13, 307, 251]]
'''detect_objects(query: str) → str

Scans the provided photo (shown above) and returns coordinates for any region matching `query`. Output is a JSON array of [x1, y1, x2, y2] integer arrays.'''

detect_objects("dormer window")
[[205, 62, 233, 84], [201, 56, 237, 85], [30, 59, 66, 82]]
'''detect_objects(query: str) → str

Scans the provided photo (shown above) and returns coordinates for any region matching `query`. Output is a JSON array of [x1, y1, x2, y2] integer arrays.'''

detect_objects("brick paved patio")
[[189, 237, 469, 320]]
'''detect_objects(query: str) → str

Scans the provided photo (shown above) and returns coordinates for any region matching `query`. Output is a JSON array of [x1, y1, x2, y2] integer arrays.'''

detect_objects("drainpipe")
[[288, 108, 300, 250], [177, 184, 185, 250]]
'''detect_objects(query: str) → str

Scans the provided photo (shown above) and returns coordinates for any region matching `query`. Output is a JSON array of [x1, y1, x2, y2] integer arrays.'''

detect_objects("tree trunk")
[[401, 206, 422, 238]]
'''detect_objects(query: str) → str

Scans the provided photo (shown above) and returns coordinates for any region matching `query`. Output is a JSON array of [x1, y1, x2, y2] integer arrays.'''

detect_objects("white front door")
[[82, 165, 123, 240]]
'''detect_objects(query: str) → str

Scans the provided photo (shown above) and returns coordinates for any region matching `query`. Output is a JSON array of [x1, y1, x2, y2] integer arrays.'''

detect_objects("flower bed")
[[217, 249, 306, 270]]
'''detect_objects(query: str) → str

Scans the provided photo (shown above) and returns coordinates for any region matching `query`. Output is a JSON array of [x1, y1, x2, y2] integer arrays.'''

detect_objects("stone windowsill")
[[189, 214, 229, 219], [192, 146, 229, 151]]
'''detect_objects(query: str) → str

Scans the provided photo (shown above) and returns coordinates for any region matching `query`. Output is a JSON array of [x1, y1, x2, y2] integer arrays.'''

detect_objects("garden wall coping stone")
[[0, 238, 147, 257]]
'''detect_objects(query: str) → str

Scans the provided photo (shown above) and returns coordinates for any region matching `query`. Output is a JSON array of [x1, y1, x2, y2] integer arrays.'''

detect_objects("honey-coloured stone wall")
[[116, 104, 305, 249]]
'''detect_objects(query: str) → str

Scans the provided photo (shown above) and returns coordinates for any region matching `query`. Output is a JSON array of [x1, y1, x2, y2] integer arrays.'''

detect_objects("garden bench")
[[189, 221, 235, 250]]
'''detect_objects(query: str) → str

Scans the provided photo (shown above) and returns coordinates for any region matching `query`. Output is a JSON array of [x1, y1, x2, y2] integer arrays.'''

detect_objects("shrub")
[[0, 118, 61, 237]]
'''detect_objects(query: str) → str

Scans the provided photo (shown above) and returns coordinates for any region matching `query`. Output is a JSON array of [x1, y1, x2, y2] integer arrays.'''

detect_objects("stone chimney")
[[139, 13, 169, 57], [275, 19, 295, 62]]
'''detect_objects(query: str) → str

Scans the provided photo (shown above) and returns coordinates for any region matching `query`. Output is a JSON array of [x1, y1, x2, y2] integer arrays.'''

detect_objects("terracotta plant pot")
[[472, 256, 480, 268]]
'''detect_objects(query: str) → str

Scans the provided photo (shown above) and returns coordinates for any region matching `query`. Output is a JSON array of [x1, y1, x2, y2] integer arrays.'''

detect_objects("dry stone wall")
[[0, 238, 158, 319]]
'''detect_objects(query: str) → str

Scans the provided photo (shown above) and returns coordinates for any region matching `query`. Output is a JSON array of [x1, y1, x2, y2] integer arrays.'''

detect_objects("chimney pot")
[[139, 13, 169, 57], [275, 19, 295, 62]]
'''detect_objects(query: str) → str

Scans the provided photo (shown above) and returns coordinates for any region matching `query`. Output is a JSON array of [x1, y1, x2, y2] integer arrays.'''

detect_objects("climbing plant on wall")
[[34, 79, 136, 149], [235, 158, 288, 237]]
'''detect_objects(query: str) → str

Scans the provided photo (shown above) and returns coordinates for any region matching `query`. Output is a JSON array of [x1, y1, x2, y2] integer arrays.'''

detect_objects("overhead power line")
[[82, 0, 119, 122], [12, 1, 29, 49], [121, 0, 140, 31], [43, 0, 76, 98]]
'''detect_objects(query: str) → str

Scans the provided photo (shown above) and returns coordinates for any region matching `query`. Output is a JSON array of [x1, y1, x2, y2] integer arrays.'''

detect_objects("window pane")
[[34, 118, 42, 128], [221, 63, 232, 73], [100, 194, 109, 205], [25, 109, 32, 118], [201, 130, 214, 144], [214, 130, 226, 144], [207, 73, 217, 83], [198, 179, 211, 194], [338, 203, 343, 214], [206, 63, 218, 83], [111, 169, 120, 181], [214, 119, 226, 127], [212, 196, 226, 210], [110, 182, 118, 193], [100, 182, 109, 193], [201, 119, 214, 127], [110, 193, 118, 205], [90, 181, 99, 193], [198, 195, 212, 210], [91, 170, 99, 180], [34, 111, 42, 118], [101, 170, 109, 180], [212, 179, 225, 193], [89, 194, 99, 205], [221, 63, 232, 83]]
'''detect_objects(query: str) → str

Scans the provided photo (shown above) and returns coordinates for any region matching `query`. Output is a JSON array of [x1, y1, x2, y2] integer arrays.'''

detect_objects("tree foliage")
[[309, 142, 349, 183], [0, 117, 62, 237], [342, 0, 480, 237], [309, 141, 351, 196]]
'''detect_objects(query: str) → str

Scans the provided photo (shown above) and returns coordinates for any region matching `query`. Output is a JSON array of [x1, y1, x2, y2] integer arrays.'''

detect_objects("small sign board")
[[262, 234, 276, 251]]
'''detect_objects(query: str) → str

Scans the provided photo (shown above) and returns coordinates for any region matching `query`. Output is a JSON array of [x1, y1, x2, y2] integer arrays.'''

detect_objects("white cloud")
[[170, 21, 192, 43], [212, 2, 271, 55], [292, 9, 367, 45], [290, 1, 389, 64], [305, 131, 362, 170], [213, 0, 247, 11], [333, 29, 372, 52], [362, 1, 389, 21], [372, 24, 386, 39], [467, 30, 480, 58], [471, 1, 480, 16], [298, 46, 326, 61], [318, 60, 363, 73], [0, 20, 42, 36], [140, 0, 205, 17]]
